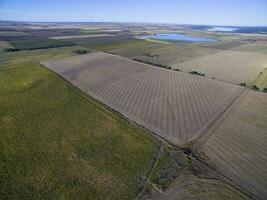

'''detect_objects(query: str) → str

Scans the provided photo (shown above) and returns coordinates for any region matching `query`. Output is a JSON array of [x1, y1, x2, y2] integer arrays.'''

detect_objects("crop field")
[[8, 38, 75, 51], [108, 42, 218, 67], [232, 41, 267, 54], [63, 36, 145, 50], [253, 68, 267, 90], [0, 48, 160, 199], [173, 50, 267, 85], [67, 36, 218, 67], [41, 52, 244, 146], [195, 91, 267, 199], [50, 34, 116, 40], [1, 21, 267, 199]]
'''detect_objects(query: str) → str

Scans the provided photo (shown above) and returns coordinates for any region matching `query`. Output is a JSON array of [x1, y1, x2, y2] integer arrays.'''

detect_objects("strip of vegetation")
[[133, 58, 172, 69], [189, 70, 205, 76], [74, 49, 91, 54], [149, 145, 189, 191], [4, 38, 75, 52]]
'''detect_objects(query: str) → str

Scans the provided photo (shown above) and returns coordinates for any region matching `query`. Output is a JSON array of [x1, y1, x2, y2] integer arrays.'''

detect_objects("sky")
[[0, 0, 267, 26]]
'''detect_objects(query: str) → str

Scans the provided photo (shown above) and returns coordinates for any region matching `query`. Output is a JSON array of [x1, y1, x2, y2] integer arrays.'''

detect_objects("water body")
[[142, 33, 218, 42], [208, 27, 238, 32]]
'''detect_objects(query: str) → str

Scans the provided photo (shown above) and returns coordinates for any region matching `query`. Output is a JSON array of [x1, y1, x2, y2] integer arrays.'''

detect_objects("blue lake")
[[142, 33, 218, 42]]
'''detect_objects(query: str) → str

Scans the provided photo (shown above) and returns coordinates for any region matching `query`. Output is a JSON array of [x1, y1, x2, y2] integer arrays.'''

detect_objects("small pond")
[[142, 33, 218, 42]]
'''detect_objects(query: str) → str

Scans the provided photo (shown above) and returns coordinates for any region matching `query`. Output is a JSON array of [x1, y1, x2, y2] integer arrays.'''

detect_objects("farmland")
[[1, 21, 267, 200], [0, 48, 161, 199], [253, 68, 267, 91], [0, 46, 252, 200], [7, 38, 75, 51], [62, 36, 218, 67], [41, 52, 244, 146], [195, 91, 267, 199], [173, 50, 267, 85], [50, 34, 116, 40]]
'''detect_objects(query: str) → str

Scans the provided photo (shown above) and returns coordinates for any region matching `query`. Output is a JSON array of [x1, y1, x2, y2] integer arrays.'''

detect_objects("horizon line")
[[1, 20, 267, 28]]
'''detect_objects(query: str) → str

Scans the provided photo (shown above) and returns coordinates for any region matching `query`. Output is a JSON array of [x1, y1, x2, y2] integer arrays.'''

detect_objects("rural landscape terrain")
[[0, 20, 267, 200]]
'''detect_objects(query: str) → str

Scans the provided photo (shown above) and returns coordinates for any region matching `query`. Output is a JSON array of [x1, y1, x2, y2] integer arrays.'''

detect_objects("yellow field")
[[232, 41, 267, 54], [253, 68, 267, 90], [173, 50, 267, 85]]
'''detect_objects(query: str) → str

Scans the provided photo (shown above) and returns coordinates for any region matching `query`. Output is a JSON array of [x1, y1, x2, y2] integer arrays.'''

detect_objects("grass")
[[7, 38, 75, 51], [149, 145, 188, 191], [0, 46, 89, 68], [0, 48, 160, 199]]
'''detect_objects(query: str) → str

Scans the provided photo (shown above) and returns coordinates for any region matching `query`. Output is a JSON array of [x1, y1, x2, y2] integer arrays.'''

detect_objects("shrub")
[[252, 85, 259, 91], [75, 49, 89, 54]]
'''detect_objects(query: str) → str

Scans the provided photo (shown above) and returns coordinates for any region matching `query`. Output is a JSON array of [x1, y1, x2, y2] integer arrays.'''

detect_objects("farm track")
[[135, 143, 163, 200], [41, 52, 243, 147], [191, 89, 249, 150], [195, 91, 267, 200]]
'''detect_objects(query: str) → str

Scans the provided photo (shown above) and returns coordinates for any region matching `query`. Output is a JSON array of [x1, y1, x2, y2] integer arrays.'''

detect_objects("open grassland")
[[7, 38, 75, 51], [253, 68, 267, 91], [0, 50, 160, 199], [42, 52, 243, 147], [195, 91, 267, 199], [173, 50, 267, 85]]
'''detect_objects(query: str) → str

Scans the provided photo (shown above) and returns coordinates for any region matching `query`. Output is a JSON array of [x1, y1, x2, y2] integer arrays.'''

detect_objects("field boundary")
[[190, 88, 248, 150]]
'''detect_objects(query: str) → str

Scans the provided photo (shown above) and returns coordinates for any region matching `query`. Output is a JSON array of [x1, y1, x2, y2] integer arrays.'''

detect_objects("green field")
[[0, 46, 89, 67], [7, 38, 75, 51], [0, 48, 160, 199]]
